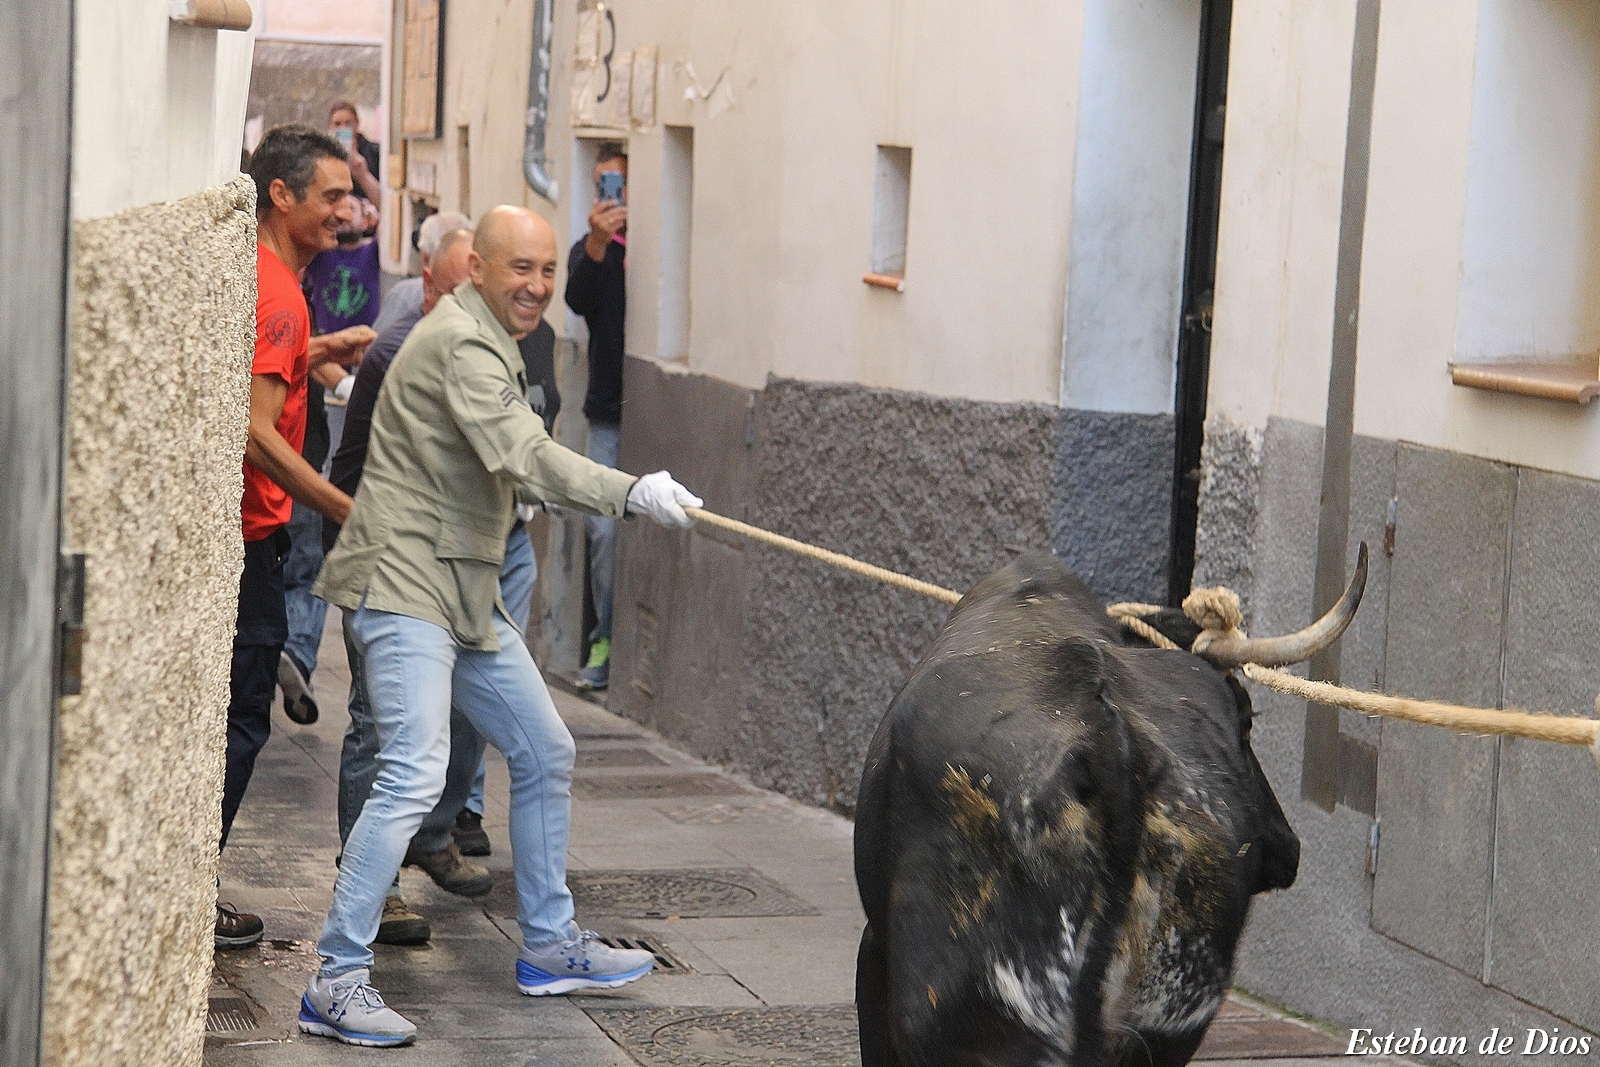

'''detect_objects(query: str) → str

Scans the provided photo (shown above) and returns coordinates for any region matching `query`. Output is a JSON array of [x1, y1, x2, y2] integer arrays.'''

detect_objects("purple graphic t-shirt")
[[305, 239, 382, 335]]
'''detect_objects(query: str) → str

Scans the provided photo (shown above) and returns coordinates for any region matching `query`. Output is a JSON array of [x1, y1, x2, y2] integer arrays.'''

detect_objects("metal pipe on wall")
[[0, 0, 73, 1062], [523, 0, 560, 203], [1303, 0, 1383, 812]]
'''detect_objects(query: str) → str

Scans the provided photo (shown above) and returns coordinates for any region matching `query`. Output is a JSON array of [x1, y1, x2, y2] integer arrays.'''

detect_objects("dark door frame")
[[1168, 0, 1235, 606], [0, 2, 73, 1063]]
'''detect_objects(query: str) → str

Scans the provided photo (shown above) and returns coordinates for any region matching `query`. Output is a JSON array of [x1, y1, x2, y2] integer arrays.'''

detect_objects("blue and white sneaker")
[[298, 968, 417, 1047], [516, 930, 654, 995]]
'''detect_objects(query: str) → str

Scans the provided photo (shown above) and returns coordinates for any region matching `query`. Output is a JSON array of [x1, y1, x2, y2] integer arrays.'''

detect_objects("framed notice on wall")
[[401, 0, 445, 139]]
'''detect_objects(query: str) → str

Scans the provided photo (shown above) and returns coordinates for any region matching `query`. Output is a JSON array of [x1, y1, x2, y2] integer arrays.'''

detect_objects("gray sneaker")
[[516, 929, 654, 995], [298, 969, 416, 1047], [278, 652, 319, 725]]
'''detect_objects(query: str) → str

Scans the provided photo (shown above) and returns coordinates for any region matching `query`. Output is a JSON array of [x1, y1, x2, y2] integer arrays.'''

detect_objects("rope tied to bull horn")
[[680, 507, 1600, 770], [1105, 597, 1600, 771]]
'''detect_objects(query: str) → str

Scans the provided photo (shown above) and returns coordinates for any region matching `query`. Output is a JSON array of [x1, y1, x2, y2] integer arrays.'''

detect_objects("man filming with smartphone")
[[563, 144, 628, 691]]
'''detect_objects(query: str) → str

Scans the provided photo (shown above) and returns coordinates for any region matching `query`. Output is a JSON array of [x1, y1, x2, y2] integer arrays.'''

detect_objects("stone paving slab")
[[204, 607, 1413, 1066]]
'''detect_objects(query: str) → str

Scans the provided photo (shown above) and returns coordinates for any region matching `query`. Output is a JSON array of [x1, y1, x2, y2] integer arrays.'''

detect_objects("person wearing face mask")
[[327, 100, 382, 228], [299, 206, 702, 1047]]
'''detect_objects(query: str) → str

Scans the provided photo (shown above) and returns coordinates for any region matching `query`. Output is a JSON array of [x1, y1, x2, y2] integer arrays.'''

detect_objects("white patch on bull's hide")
[[990, 959, 1073, 1050], [986, 912, 1084, 1051]]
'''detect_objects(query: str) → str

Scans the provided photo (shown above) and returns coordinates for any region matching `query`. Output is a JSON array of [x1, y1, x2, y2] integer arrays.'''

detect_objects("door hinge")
[[1383, 496, 1397, 556], [1366, 818, 1380, 876], [57, 550, 86, 696]]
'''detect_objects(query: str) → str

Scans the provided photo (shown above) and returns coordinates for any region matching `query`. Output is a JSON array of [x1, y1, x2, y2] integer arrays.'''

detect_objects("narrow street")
[[202, 609, 1404, 1067]]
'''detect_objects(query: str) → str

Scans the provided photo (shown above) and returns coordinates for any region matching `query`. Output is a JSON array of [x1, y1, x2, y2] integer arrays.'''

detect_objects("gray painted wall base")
[[1196, 415, 1600, 1054], [1053, 408, 1173, 605]]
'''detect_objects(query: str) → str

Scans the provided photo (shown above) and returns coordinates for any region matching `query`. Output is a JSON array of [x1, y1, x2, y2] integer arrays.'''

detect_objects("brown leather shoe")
[[374, 894, 431, 945], [215, 903, 264, 949], [403, 840, 492, 897]]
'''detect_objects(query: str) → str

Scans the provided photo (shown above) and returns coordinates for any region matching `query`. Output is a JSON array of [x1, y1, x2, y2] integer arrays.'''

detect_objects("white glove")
[[625, 471, 703, 529], [515, 502, 539, 523]]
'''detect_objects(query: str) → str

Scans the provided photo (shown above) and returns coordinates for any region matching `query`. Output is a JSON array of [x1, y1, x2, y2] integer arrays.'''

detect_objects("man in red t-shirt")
[[219, 125, 374, 949]]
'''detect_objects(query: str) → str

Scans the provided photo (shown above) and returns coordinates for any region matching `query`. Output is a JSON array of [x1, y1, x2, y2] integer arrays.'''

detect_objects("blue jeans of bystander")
[[583, 422, 619, 644], [318, 599, 577, 977]]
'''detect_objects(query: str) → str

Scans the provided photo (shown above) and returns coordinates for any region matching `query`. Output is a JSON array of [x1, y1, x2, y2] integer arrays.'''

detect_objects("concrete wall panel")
[[1372, 444, 1515, 978], [48, 177, 255, 1067], [1488, 468, 1600, 1030], [1052, 409, 1173, 605]]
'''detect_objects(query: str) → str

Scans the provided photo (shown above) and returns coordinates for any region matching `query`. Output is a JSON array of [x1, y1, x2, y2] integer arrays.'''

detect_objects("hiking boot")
[[576, 637, 610, 691], [374, 894, 430, 946], [214, 903, 264, 949], [517, 929, 654, 995], [299, 968, 416, 1047], [278, 652, 319, 725], [403, 840, 492, 897], [453, 809, 491, 857]]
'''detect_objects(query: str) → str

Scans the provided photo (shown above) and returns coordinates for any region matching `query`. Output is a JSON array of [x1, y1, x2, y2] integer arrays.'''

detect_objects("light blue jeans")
[[282, 499, 329, 676], [318, 598, 578, 977], [467, 526, 537, 816], [584, 422, 619, 643], [336, 528, 536, 877]]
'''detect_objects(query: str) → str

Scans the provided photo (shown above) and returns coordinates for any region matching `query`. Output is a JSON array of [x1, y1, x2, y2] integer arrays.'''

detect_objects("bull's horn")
[[1192, 543, 1368, 668]]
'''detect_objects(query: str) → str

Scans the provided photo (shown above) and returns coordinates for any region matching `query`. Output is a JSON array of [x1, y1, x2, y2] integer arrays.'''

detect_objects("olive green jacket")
[[314, 281, 634, 650]]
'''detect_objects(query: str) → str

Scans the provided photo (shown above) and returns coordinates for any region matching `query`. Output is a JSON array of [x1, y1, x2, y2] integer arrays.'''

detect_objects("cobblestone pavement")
[[203, 609, 1405, 1066]]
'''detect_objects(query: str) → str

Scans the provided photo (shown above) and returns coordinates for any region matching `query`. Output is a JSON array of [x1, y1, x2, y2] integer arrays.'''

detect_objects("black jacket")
[[564, 237, 625, 425]]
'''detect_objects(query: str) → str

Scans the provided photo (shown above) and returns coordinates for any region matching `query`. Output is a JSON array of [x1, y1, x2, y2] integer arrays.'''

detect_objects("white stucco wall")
[[73, 0, 255, 220], [1207, 0, 1600, 482], [399, 0, 1098, 407], [1059, 0, 1201, 416]]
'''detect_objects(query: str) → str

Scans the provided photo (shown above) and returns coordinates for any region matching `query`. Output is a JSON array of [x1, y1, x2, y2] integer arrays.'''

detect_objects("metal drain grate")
[[205, 996, 258, 1033], [576, 746, 670, 769], [485, 867, 818, 920], [572, 773, 749, 800], [585, 1005, 859, 1066], [597, 934, 689, 972]]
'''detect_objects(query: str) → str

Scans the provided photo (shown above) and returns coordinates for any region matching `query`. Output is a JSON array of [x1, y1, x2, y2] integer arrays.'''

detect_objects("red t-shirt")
[[241, 244, 310, 541]]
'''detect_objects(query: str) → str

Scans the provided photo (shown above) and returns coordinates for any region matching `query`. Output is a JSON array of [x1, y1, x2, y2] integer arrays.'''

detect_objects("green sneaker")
[[577, 637, 610, 691]]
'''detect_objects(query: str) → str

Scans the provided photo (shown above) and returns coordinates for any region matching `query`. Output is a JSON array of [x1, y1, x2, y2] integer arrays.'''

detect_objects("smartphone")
[[598, 170, 625, 206], [333, 127, 355, 153]]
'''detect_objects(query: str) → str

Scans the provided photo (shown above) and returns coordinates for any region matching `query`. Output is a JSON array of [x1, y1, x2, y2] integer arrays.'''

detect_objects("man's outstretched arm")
[[244, 373, 353, 526]]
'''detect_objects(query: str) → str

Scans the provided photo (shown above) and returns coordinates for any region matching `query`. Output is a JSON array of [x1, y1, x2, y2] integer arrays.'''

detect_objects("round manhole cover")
[[573, 872, 758, 917], [588, 1006, 859, 1067]]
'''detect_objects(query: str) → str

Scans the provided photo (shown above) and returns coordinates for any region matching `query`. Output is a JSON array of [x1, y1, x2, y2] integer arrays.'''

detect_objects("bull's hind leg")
[[856, 923, 903, 1067]]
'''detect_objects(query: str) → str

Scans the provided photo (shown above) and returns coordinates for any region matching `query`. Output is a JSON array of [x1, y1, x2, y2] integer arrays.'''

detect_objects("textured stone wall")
[[46, 177, 255, 1067], [1052, 408, 1174, 605], [611, 362, 1057, 813]]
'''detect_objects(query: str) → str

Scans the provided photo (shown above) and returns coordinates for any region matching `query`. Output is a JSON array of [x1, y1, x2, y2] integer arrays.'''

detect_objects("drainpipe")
[[523, 0, 559, 204]]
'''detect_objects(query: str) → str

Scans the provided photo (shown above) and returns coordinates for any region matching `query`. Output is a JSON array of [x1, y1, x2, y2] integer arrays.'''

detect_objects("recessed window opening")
[[870, 144, 912, 280], [1455, 1, 1600, 370], [659, 125, 694, 361]]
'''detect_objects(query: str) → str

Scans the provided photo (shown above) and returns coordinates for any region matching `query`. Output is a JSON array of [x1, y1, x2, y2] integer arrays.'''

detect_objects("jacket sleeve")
[[443, 336, 634, 518], [564, 240, 604, 318]]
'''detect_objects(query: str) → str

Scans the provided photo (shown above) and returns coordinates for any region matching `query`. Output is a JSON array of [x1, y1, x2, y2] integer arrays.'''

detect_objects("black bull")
[[854, 551, 1334, 1067]]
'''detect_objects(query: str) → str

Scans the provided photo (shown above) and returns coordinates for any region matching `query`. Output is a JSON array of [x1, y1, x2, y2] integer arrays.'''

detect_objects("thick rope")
[[1107, 597, 1600, 769], [685, 507, 962, 605], [685, 507, 1600, 767]]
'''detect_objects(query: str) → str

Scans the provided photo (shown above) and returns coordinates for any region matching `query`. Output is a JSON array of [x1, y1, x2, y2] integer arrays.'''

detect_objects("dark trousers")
[[221, 528, 291, 850]]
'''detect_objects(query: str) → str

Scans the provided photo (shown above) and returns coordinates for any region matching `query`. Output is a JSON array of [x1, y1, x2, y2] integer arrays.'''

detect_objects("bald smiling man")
[[303, 207, 701, 1047]]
